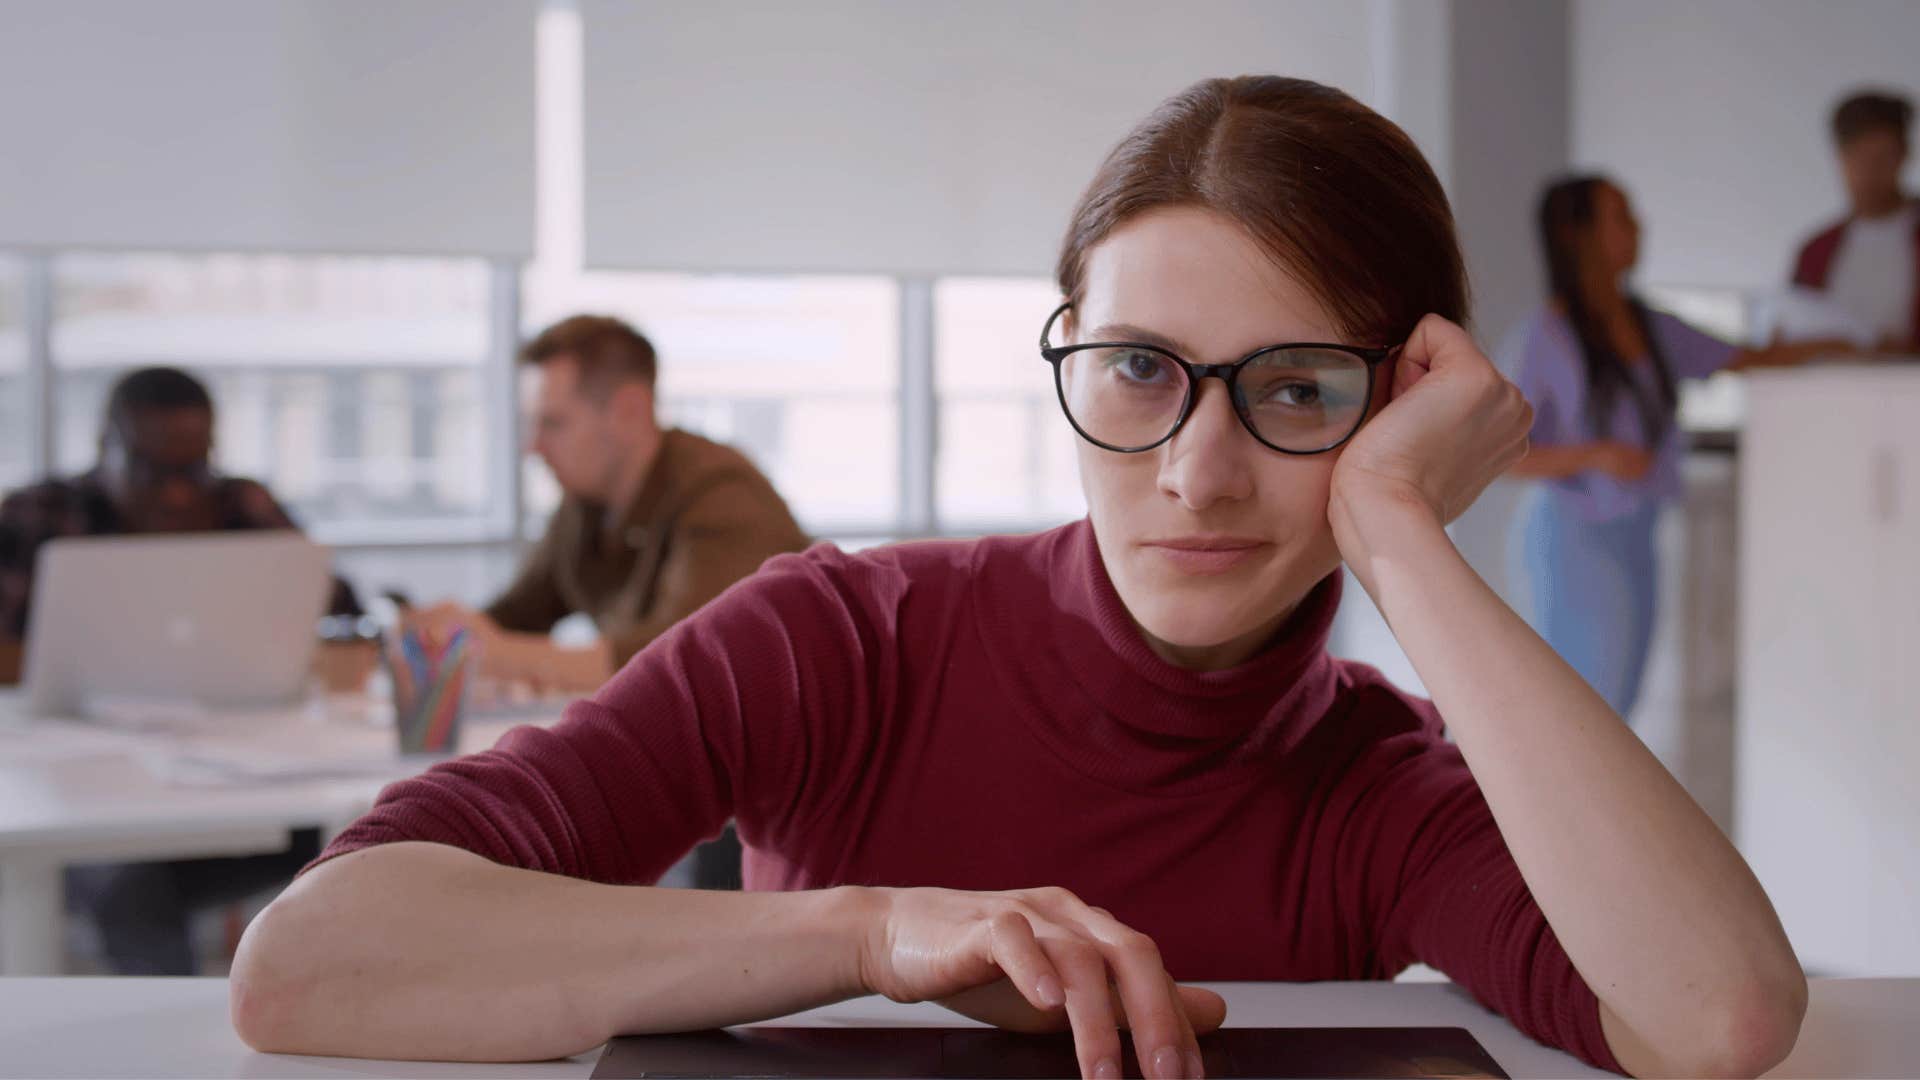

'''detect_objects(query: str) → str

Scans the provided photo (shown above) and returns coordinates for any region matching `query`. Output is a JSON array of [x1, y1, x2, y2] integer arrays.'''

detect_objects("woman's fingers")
[[1358, 312, 1536, 522], [935, 978, 1068, 1034], [1166, 975, 1205, 1079], [1045, 937, 1126, 1080], [912, 888, 1213, 1079], [1098, 929, 1197, 1078], [1032, 890, 1200, 1079], [984, 909, 1066, 1014], [1177, 983, 1228, 1032], [1399, 313, 1479, 376]]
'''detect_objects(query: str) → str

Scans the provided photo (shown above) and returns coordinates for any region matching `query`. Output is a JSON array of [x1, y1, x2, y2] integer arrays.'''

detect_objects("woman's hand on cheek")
[[1329, 314, 1532, 532]]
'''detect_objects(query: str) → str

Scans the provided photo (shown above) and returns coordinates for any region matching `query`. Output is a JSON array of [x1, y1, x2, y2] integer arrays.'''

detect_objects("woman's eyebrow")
[[1089, 322, 1354, 357], [1088, 323, 1191, 353]]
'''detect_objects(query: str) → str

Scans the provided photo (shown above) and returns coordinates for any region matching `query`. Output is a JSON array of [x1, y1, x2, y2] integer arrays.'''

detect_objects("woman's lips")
[[1139, 536, 1272, 575]]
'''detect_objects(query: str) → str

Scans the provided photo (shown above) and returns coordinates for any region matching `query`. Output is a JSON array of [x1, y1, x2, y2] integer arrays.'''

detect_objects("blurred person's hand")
[[1589, 442, 1655, 482], [405, 602, 503, 649], [402, 603, 608, 693], [311, 640, 381, 695]]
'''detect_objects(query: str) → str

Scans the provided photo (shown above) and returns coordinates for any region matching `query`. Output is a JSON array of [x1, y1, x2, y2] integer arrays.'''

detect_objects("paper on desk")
[[0, 720, 156, 764], [155, 745, 451, 788], [144, 715, 449, 788], [148, 713, 550, 787], [75, 694, 334, 735]]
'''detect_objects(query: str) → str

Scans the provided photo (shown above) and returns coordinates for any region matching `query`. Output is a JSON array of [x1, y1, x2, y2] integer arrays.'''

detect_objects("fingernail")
[[1185, 1048, 1205, 1078], [1037, 974, 1064, 1008], [1093, 1059, 1121, 1079], [1152, 1046, 1183, 1079]]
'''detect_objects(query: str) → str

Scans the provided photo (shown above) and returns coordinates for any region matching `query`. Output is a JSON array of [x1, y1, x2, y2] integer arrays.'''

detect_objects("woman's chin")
[[1128, 600, 1271, 658], [1116, 566, 1331, 666]]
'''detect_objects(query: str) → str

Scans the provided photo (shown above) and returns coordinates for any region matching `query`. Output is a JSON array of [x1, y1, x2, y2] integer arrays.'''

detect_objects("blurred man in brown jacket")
[[413, 315, 809, 691]]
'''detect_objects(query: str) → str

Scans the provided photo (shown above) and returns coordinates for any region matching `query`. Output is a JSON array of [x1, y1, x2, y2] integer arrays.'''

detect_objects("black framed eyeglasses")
[[1039, 301, 1395, 455]]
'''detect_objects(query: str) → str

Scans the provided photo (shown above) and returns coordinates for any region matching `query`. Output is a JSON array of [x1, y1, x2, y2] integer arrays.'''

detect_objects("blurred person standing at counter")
[[1505, 177, 1855, 720], [1791, 90, 1919, 353]]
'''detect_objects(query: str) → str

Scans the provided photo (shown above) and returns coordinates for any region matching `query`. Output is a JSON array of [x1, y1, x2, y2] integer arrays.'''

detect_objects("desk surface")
[[1, 977, 1915, 1079], [0, 691, 568, 975], [0, 691, 557, 850]]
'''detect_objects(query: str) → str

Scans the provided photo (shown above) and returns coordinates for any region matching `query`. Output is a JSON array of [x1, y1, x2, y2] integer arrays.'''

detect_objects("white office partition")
[[0, 0, 537, 257], [580, 0, 1375, 276]]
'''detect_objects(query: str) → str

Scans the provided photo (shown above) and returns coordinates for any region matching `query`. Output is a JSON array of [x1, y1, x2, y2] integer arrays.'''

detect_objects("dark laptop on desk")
[[593, 1026, 1509, 1079]]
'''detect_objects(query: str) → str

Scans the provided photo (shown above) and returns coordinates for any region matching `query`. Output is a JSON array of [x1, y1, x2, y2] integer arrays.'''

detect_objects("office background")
[[0, 0, 1915, 841]]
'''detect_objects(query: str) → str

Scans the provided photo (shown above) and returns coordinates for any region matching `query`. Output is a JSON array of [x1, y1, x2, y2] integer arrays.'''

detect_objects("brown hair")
[[520, 314, 658, 393], [1832, 90, 1912, 146], [1056, 76, 1467, 344]]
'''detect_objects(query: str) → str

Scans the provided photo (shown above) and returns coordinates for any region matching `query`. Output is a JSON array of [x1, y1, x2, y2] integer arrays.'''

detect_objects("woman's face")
[[1590, 183, 1641, 278], [1069, 206, 1385, 671]]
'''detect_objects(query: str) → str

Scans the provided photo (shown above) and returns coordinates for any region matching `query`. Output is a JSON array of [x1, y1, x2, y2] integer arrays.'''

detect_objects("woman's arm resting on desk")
[[231, 844, 1220, 1077], [1331, 316, 1805, 1079], [230, 842, 873, 1061], [243, 557, 1218, 1078]]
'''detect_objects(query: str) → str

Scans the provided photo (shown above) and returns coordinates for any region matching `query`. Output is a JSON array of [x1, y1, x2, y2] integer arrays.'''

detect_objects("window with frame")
[[0, 257, 29, 491], [521, 270, 901, 536], [934, 277, 1085, 532], [49, 252, 505, 539]]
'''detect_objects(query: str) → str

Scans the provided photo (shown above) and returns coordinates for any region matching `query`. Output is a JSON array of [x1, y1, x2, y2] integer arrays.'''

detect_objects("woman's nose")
[[1157, 380, 1255, 511]]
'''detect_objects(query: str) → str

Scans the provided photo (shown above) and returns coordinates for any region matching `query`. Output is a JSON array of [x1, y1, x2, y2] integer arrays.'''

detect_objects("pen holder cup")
[[384, 628, 474, 756]]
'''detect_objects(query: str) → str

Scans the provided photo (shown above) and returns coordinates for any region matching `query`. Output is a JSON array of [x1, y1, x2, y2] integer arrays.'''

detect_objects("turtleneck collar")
[[974, 518, 1346, 795]]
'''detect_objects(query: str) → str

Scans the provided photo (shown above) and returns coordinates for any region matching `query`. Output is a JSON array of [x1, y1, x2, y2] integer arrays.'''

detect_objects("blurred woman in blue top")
[[1503, 176, 1854, 719]]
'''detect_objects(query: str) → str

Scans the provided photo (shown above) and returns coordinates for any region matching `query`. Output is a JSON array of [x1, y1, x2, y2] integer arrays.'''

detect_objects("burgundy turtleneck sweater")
[[312, 520, 1621, 1073]]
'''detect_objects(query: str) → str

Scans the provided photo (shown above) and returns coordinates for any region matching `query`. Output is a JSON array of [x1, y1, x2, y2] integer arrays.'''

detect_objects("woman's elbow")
[[229, 893, 327, 1053], [1670, 974, 1808, 1078], [229, 911, 289, 1051]]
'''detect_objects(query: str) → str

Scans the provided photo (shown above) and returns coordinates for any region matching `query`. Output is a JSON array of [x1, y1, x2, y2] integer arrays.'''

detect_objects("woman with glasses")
[[234, 79, 1805, 1080], [1504, 177, 1857, 720]]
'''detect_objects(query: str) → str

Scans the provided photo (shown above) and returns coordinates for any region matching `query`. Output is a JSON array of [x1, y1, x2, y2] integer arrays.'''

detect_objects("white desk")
[[0, 691, 561, 975], [1, 978, 1914, 1079]]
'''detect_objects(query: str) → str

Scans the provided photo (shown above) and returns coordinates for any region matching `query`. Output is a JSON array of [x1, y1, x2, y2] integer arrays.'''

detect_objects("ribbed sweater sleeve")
[[1333, 682, 1624, 1075], [307, 543, 904, 884]]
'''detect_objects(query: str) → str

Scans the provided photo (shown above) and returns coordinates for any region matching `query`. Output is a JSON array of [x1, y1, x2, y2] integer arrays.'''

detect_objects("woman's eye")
[[1113, 351, 1170, 384], [1267, 381, 1321, 407]]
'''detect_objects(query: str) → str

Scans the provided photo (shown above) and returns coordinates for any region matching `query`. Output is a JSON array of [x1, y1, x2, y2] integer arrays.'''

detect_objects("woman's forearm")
[[1329, 487, 1805, 1079], [230, 842, 875, 1061], [1506, 442, 1601, 480]]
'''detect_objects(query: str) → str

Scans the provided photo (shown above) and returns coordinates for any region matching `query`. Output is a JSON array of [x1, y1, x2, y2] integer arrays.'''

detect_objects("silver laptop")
[[23, 531, 332, 717]]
